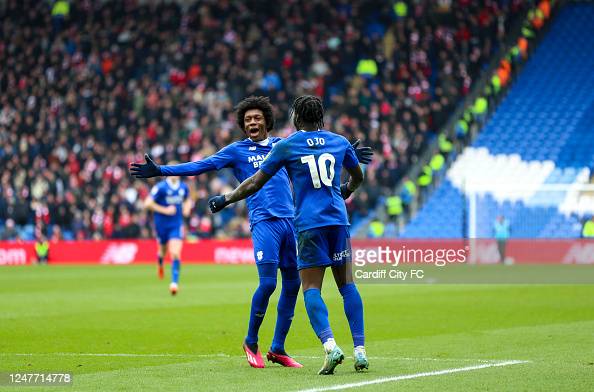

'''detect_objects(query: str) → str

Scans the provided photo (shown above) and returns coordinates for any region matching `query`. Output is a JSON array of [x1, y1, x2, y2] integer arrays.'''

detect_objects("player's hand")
[[130, 154, 162, 178], [209, 195, 228, 213], [352, 139, 373, 165], [163, 205, 177, 216], [340, 183, 354, 200]]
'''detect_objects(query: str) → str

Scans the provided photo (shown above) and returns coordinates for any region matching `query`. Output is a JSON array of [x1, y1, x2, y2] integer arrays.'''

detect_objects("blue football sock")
[[271, 268, 300, 354], [339, 283, 365, 347], [303, 288, 334, 343], [246, 264, 277, 345], [157, 255, 164, 267], [171, 259, 180, 284]]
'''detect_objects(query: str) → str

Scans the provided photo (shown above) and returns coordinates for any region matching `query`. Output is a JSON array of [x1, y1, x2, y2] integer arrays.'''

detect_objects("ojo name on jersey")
[[306, 137, 325, 146]]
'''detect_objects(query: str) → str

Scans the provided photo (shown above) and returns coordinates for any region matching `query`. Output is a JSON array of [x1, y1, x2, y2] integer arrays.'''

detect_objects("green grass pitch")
[[1, 264, 593, 391]]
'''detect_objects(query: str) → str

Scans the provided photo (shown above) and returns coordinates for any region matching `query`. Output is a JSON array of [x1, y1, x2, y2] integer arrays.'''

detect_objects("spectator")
[[582, 216, 594, 238], [35, 235, 50, 264], [0, 0, 527, 239]]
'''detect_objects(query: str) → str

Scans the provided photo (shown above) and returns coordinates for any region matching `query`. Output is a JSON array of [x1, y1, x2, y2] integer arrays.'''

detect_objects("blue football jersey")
[[150, 180, 189, 229], [160, 137, 294, 227], [260, 130, 359, 232]]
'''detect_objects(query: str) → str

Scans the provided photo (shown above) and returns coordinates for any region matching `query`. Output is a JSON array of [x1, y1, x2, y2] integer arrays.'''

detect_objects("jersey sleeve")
[[150, 184, 160, 198], [343, 139, 360, 169], [260, 140, 287, 177], [160, 145, 235, 176], [149, 183, 163, 202]]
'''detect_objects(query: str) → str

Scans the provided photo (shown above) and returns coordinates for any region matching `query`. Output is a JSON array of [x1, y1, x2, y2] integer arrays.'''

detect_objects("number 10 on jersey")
[[301, 154, 335, 188]]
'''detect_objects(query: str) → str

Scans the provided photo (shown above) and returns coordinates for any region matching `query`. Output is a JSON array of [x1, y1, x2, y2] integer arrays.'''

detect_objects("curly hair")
[[290, 95, 324, 129], [234, 96, 274, 133]]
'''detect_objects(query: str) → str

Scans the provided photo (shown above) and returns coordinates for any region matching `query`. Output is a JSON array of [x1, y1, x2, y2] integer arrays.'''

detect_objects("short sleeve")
[[260, 140, 287, 176], [343, 141, 359, 169], [150, 185, 160, 197]]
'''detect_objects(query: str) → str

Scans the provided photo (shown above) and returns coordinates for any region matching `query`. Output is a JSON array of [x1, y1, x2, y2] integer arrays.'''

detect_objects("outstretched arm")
[[209, 170, 272, 213], [130, 154, 162, 178], [130, 147, 234, 178], [160, 159, 221, 176]]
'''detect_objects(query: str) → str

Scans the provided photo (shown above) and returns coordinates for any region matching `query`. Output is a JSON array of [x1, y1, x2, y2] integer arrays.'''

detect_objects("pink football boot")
[[243, 342, 265, 368], [266, 351, 303, 368]]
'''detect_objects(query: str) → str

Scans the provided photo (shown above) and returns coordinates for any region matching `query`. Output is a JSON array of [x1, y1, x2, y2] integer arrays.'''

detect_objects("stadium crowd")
[[0, 0, 528, 241]]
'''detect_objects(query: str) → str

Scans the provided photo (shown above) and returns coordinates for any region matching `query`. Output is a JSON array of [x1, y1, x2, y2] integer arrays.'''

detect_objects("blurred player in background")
[[144, 173, 192, 295], [209, 95, 369, 375]]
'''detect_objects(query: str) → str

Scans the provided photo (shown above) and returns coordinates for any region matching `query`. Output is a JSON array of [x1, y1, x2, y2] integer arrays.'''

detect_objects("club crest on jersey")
[[257, 251, 263, 261]]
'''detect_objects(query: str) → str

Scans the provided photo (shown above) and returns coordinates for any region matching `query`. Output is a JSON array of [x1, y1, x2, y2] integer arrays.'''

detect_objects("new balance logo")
[[249, 146, 257, 151], [100, 243, 138, 264]]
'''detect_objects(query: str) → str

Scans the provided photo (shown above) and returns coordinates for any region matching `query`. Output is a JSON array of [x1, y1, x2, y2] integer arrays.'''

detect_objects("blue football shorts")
[[155, 224, 183, 245], [297, 225, 352, 270], [251, 217, 298, 270]]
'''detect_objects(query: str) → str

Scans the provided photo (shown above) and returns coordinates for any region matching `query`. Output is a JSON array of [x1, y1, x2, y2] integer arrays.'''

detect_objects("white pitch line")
[[0, 353, 520, 363], [1, 352, 232, 358], [293, 355, 506, 363], [296, 360, 530, 392]]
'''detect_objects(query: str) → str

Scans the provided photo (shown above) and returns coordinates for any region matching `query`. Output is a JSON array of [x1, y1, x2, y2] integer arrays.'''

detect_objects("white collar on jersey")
[[249, 137, 270, 146], [299, 129, 322, 132], [165, 178, 181, 190]]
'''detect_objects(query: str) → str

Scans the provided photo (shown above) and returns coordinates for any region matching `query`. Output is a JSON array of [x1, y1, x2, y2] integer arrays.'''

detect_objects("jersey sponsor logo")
[[100, 243, 139, 265], [165, 196, 184, 205], [248, 154, 268, 168], [247, 154, 267, 163], [0, 248, 27, 265]]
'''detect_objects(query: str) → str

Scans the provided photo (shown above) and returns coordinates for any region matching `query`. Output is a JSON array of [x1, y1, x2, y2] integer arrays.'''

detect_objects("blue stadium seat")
[[403, 4, 594, 239]]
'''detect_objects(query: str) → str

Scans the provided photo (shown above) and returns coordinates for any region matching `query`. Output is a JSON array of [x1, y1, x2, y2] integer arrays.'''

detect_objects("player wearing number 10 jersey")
[[131, 96, 372, 370], [209, 95, 369, 375]]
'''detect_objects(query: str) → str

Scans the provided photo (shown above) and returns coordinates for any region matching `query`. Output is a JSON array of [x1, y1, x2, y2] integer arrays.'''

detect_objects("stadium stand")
[[402, 3, 594, 239], [0, 0, 528, 240]]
